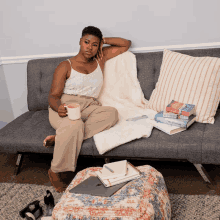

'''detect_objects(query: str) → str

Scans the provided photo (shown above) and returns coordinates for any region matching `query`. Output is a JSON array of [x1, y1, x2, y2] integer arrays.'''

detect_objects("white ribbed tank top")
[[63, 59, 103, 98]]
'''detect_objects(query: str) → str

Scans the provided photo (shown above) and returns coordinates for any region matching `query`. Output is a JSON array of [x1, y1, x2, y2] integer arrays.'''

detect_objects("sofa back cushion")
[[27, 48, 220, 111], [27, 56, 72, 111]]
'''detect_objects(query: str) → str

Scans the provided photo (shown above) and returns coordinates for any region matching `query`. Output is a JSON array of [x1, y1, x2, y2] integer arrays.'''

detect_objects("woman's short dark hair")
[[81, 26, 103, 42]]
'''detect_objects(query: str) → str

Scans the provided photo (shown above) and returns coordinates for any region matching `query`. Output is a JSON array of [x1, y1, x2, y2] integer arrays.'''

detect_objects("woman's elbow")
[[127, 40, 132, 48], [124, 40, 131, 53]]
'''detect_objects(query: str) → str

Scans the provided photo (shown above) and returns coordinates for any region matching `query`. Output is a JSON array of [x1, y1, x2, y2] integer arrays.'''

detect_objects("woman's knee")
[[59, 118, 84, 132], [49, 107, 62, 130], [107, 107, 119, 124], [69, 119, 84, 129]]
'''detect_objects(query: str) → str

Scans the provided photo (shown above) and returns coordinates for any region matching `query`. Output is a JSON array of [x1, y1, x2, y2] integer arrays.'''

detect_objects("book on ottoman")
[[95, 160, 128, 180], [96, 162, 141, 187]]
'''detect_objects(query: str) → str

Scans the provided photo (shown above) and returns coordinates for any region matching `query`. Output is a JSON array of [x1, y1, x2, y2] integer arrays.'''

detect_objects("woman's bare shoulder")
[[59, 60, 71, 68], [55, 60, 71, 74]]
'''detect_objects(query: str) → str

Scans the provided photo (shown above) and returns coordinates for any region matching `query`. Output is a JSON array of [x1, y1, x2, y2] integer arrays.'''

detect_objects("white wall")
[[0, 0, 220, 128], [2, 63, 28, 120], [1, 0, 220, 57], [0, 65, 14, 129]]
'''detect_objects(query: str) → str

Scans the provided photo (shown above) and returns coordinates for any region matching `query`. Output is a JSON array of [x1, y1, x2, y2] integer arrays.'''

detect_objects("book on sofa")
[[150, 119, 186, 135], [150, 100, 197, 135], [163, 110, 179, 119], [155, 111, 196, 128], [166, 100, 196, 116]]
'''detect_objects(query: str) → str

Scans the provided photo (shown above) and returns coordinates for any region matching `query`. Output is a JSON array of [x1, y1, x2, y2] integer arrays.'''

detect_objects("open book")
[[96, 161, 141, 187], [95, 160, 128, 180]]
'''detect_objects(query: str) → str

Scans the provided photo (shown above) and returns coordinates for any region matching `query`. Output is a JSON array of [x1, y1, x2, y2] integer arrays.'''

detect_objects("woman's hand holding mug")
[[63, 103, 81, 120], [58, 104, 68, 117]]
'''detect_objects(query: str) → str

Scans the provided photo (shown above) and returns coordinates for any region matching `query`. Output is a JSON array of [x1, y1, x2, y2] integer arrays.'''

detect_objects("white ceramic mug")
[[64, 103, 81, 120]]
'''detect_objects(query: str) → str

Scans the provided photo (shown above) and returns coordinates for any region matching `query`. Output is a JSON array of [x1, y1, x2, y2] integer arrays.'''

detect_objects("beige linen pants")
[[48, 94, 119, 173]]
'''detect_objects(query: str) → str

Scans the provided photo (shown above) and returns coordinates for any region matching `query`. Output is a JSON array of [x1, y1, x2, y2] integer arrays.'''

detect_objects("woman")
[[45, 26, 131, 192]]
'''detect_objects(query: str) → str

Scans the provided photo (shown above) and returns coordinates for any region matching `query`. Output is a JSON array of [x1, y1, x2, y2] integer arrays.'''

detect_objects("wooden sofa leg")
[[193, 164, 215, 190], [14, 153, 24, 175], [104, 158, 110, 164]]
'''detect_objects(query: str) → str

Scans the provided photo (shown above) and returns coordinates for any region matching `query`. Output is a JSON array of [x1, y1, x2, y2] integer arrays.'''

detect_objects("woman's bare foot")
[[43, 135, 55, 148], [48, 169, 68, 193]]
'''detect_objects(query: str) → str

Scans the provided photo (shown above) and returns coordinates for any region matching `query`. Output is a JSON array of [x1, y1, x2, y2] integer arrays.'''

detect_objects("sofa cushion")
[[148, 49, 220, 124], [0, 110, 55, 154], [135, 53, 157, 100], [97, 110, 220, 164], [93, 123, 204, 164], [95, 117, 208, 164], [0, 110, 94, 155]]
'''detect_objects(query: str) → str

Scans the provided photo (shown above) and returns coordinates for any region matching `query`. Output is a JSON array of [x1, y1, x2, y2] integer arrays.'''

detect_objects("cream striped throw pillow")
[[148, 49, 220, 124]]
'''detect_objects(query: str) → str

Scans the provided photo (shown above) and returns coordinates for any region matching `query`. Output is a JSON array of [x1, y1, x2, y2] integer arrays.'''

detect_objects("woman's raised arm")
[[99, 37, 131, 62]]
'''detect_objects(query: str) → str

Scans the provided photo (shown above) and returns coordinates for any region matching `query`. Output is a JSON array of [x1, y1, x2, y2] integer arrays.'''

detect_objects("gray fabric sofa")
[[0, 48, 220, 188]]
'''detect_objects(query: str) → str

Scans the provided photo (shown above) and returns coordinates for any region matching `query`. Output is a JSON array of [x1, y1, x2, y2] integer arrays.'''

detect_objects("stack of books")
[[69, 160, 142, 197], [152, 100, 197, 135], [95, 160, 141, 187]]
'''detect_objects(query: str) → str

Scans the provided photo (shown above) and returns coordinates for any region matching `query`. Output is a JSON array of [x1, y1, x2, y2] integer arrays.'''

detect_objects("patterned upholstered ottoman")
[[52, 165, 171, 220]]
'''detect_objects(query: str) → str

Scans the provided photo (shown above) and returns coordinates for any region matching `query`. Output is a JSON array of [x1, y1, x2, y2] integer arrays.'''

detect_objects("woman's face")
[[80, 34, 100, 59]]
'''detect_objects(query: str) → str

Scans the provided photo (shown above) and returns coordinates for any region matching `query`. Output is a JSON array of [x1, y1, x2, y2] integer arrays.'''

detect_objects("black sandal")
[[19, 200, 43, 219], [44, 190, 55, 216]]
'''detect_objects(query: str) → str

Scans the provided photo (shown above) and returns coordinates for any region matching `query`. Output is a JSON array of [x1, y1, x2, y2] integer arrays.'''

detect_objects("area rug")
[[0, 182, 220, 220]]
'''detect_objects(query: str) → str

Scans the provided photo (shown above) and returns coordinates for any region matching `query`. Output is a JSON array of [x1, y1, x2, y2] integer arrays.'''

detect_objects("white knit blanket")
[[94, 51, 157, 155]]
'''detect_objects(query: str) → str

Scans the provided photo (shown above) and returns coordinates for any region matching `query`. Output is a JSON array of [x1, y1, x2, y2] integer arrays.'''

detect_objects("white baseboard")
[[1, 42, 220, 65]]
